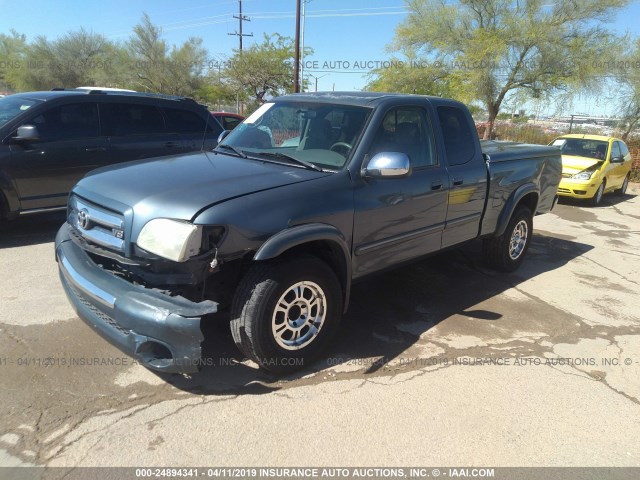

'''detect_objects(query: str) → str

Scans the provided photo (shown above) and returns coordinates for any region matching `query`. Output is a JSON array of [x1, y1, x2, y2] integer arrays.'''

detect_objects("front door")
[[9, 101, 107, 211], [353, 106, 448, 277]]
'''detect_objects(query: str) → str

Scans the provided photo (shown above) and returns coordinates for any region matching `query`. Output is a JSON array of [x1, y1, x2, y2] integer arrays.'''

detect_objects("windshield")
[[0, 96, 42, 129], [219, 101, 372, 170], [551, 138, 609, 161]]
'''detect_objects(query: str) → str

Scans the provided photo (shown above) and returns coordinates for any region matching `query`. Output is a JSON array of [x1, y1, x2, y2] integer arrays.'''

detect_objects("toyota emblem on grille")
[[78, 209, 90, 229]]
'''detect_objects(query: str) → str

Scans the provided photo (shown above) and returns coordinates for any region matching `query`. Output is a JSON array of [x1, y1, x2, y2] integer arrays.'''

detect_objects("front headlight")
[[572, 170, 595, 181], [137, 219, 203, 262]]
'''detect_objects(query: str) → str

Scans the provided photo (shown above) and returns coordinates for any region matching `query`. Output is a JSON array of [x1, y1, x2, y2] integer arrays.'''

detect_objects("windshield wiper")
[[215, 144, 247, 158], [256, 151, 324, 172]]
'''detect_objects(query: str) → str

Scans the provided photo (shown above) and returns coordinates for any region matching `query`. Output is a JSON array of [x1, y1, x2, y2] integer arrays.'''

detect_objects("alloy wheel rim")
[[272, 281, 327, 351], [509, 220, 529, 260]]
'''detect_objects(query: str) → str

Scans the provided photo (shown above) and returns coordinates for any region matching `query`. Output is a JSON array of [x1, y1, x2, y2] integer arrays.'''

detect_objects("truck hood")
[[561, 155, 602, 175], [73, 151, 331, 221]]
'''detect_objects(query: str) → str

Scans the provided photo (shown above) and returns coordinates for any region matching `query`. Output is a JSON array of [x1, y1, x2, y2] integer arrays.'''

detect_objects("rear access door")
[[435, 105, 487, 248]]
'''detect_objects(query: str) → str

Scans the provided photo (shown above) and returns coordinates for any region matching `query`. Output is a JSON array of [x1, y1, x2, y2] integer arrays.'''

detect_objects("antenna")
[[201, 108, 211, 151], [228, 0, 253, 51]]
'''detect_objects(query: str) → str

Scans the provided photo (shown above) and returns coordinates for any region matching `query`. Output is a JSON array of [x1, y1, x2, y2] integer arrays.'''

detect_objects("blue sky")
[[2, 0, 639, 115]]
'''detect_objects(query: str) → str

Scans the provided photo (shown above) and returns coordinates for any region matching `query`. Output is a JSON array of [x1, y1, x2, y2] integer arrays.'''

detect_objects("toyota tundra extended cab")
[[55, 92, 561, 374]]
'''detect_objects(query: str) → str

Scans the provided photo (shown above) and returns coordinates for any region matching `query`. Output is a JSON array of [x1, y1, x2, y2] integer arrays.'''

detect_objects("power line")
[[118, 6, 409, 35]]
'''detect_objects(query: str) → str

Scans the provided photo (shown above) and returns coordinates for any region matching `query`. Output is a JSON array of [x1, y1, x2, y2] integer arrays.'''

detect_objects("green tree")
[[0, 30, 28, 91], [366, 55, 456, 97], [126, 13, 208, 96], [17, 29, 115, 90], [222, 34, 308, 107], [616, 38, 640, 140], [378, 0, 628, 138]]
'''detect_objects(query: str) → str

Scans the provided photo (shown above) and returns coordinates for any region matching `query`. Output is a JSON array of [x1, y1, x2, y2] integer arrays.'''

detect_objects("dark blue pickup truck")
[[55, 92, 561, 374]]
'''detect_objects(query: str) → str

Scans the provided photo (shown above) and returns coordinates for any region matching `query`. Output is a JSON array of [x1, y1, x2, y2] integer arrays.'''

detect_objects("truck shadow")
[[161, 233, 594, 395], [0, 211, 65, 248]]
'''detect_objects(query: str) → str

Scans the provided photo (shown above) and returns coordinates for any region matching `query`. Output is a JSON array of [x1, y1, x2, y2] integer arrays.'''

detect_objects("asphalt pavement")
[[1, 186, 639, 471]]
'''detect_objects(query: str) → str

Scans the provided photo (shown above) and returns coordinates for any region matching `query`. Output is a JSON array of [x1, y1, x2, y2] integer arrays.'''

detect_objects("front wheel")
[[616, 174, 629, 196], [483, 206, 533, 272], [230, 255, 342, 373], [591, 180, 605, 206]]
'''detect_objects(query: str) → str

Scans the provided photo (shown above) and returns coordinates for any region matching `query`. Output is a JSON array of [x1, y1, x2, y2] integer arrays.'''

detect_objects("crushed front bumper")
[[55, 223, 218, 374]]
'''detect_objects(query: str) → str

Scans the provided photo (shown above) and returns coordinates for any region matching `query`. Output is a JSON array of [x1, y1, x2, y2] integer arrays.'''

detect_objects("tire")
[[616, 174, 629, 196], [591, 180, 605, 206], [230, 255, 342, 373], [483, 206, 533, 272], [0, 193, 8, 223]]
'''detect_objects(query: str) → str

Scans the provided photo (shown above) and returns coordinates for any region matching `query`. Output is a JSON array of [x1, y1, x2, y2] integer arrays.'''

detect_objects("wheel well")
[[273, 240, 348, 301], [517, 192, 538, 215]]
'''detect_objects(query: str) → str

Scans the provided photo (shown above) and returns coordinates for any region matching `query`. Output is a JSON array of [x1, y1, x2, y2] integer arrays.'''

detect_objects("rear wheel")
[[483, 206, 533, 272], [0, 193, 8, 223], [230, 255, 342, 373], [591, 180, 605, 206], [616, 174, 629, 196]]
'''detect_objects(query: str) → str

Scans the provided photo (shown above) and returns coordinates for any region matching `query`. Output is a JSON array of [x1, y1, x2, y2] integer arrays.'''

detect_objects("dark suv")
[[0, 89, 223, 220]]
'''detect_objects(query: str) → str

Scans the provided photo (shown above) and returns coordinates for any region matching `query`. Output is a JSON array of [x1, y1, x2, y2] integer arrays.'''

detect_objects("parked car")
[[0, 89, 223, 220], [55, 92, 561, 374], [212, 111, 244, 131], [551, 134, 632, 205]]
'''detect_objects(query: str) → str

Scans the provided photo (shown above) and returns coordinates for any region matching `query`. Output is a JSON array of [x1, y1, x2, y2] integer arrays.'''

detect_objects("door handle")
[[431, 182, 443, 191], [453, 178, 463, 186], [85, 146, 106, 152], [164, 142, 179, 148]]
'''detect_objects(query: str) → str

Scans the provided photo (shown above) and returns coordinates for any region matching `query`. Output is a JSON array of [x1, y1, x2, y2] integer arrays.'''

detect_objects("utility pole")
[[294, 0, 301, 93], [308, 73, 327, 92], [228, 0, 253, 52], [299, 0, 307, 90]]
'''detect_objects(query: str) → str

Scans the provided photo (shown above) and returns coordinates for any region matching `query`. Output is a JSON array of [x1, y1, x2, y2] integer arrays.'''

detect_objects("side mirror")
[[217, 130, 231, 144], [14, 125, 40, 142], [610, 155, 624, 163], [363, 152, 411, 178]]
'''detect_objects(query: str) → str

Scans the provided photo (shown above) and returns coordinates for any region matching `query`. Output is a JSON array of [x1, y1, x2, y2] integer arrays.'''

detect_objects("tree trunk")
[[484, 103, 498, 140], [621, 117, 639, 141]]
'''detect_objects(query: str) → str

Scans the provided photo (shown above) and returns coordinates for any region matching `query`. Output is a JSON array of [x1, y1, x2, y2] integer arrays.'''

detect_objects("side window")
[[370, 107, 437, 168], [30, 103, 99, 142], [437, 106, 475, 166], [101, 103, 165, 136], [164, 108, 218, 135], [617, 141, 629, 158], [611, 141, 621, 160], [222, 116, 241, 131]]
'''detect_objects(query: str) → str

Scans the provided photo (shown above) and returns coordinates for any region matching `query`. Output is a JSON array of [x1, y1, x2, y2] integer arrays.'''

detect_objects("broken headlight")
[[137, 219, 203, 262]]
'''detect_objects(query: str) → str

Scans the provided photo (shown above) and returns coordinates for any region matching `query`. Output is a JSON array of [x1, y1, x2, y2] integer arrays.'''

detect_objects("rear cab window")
[[436, 106, 476, 166]]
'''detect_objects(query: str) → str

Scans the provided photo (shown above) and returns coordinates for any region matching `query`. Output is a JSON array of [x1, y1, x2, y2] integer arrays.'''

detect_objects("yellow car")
[[550, 134, 632, 206]]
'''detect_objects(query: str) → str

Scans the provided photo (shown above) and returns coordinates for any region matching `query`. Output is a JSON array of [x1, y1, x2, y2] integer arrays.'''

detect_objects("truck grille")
[[68, 196, 125, 253]]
